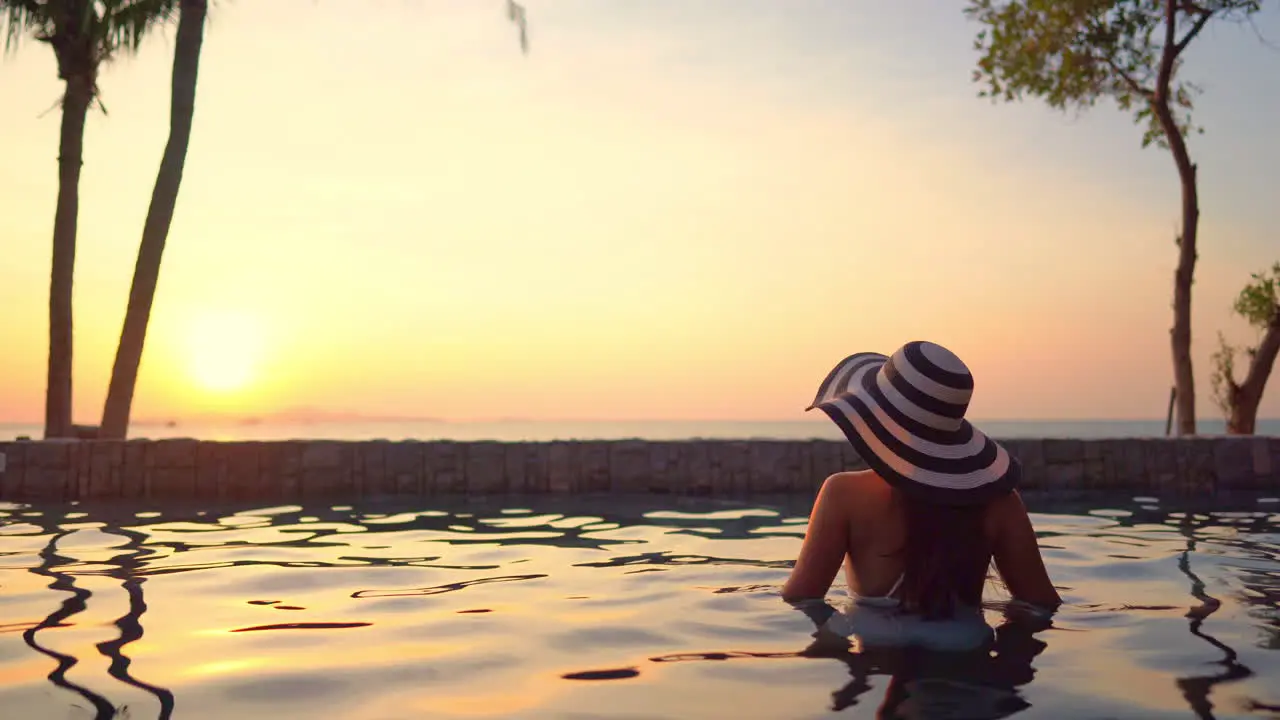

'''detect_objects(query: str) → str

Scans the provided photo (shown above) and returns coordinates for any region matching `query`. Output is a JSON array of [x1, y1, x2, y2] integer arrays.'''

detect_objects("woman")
[[782, 341, 1062, 650]]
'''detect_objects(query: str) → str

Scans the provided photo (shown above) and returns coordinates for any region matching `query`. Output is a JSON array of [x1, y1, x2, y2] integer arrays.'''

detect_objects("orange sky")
[[1, 0, 1278, 424]]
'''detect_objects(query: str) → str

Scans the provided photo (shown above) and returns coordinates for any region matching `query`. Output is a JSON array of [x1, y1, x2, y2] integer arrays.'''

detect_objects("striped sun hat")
[[807, 340, 1019, 505]]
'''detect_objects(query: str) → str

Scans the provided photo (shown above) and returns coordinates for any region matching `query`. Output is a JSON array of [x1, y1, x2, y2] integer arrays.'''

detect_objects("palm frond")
[[1, 0, 50, 53], [100, 0, 178, 54], [2, 0, 179, 59]]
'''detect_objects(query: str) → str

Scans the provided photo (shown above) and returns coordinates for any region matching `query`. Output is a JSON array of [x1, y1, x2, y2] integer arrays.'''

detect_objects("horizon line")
[[1, 417, 1277, 426]]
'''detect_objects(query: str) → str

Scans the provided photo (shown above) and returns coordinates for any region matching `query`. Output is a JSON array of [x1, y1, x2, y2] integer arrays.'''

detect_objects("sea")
[[0, 418, 1277, 442]]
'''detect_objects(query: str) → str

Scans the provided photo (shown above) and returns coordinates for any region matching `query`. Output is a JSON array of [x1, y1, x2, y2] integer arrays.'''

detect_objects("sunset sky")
[[1, 0, 1278, 424]]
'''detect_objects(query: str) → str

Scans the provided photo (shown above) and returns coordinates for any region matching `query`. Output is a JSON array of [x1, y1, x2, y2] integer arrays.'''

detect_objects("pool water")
[[1, 493, 1277, 720]]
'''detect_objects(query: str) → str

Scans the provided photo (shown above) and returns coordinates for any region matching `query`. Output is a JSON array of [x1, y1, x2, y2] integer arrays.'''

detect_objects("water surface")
[[1, 493, 1277, 719]]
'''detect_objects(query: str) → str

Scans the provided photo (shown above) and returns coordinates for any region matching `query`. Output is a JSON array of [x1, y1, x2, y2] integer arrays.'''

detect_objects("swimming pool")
[[1, 493, 1277, 719]]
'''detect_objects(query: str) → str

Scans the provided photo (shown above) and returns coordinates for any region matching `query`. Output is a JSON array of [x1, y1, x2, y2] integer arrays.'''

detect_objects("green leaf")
[[964, 0, 1261, 150], [1232, 262, 1280, 329]]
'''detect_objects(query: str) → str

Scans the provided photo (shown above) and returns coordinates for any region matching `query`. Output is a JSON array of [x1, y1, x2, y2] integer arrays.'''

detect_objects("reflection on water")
[[0, 494, 1277, 719]]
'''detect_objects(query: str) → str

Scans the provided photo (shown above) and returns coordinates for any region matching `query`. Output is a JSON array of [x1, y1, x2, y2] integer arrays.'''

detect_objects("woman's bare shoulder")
[[821, 470, 894, 516], [823, 469, 890, 495], [985, 489, 1031, 523]]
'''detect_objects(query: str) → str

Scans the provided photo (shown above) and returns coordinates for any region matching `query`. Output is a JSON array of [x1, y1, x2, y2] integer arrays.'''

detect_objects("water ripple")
[[230, 622, 372, 633], [0, 494, 1276, 719], [351, 573, 549, 598]]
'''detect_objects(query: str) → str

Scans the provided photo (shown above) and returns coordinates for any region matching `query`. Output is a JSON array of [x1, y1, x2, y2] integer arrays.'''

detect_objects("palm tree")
[[2, 0, 175, 439], [99, 0, 205, 439]]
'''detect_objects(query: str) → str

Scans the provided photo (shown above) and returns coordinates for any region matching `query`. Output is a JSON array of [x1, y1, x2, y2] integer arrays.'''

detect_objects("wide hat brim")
[[807, 352, 1018, 505]]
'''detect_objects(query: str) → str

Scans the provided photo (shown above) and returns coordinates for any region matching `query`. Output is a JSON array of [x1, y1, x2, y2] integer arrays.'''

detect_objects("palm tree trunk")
[[44, 74, 94, 440], [100, 0, 208, 439]]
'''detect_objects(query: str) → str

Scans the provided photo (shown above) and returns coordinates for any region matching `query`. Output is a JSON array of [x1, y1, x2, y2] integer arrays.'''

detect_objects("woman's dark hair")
[[895, 492, 994, 620]]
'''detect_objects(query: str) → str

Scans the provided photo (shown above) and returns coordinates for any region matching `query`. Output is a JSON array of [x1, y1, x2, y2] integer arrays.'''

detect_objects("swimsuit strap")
[[885, 571, 905, 598]]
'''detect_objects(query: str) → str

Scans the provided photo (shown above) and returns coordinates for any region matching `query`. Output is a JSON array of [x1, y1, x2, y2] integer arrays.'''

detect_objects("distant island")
[[131, 408, 445, 427]]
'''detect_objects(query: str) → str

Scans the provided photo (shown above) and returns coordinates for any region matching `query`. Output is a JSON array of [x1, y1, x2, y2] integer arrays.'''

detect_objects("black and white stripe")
[[807, 341, 1018, 505]]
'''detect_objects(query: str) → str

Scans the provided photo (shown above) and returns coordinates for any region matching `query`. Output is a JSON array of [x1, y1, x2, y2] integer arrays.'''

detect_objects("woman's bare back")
[[782, 470, 1061, 609]]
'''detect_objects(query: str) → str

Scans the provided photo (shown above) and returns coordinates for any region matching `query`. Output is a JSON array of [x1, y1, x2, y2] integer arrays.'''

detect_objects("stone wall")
[[0, 437, 1276, 503]]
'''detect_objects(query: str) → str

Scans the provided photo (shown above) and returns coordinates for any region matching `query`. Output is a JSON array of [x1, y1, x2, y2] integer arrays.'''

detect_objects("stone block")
[[301, 441, 352, 498], [1103, 439, 1131, 489], [646, 442, 683, 494], [1020, 440, 1049, 491], [779, 441, 807, 493], [150, 467, 196, 500], [609, 440, 651, 493], [548, 442, 578, 493], [1161, 439, 1187, 494], [708, 441, 751, 495], [27, 441, 70, 471], [1083, 458, 1108, 490], [195, 442, 226, 500], [1044, 462, 1084, 492], [522, 443, 550, 493], [1171, 438, 1214, 496], [257, 442, 303, 500], [676, 441, 702, 492], [1251, 438, 1272, 479], [88, 442, 126, 500], [1119, 440, 1152, 493], [466, 441, 507, 494], [122, 441, 149, 499], [424, 442, 465, 494], [1078, 440, 1115, 490], [1214, 437, 1258, 490], [580, 441, 612, 492], [23, 442, 71, 502], [302, 442, 344, 470], [381, 442, 422, 496], [749, 442, 791, 493], [151, 439, 198, 468], [809, 441, 843, 486], [683, 441, 712, 496], [357, 441, 392, 497], [1141, 440, 1175, 494], [70, 443, 91, 500], [0, 443, 23, 500], [503, 443, 529, 493], [1043, 439, 1083, 465], [795, 441, 814, 491], [226, 443, 266, 500]]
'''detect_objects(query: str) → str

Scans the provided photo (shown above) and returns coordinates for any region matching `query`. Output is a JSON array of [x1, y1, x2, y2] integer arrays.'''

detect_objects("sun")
[[186, 310, 265, 394]]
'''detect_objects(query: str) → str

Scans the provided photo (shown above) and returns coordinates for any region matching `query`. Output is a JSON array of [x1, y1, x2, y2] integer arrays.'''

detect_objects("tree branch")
[[1240, 307, 1280, 399], [1102, 56, 1154, 99], [1173, 8, 1215, 57], [1155, 0, 1180, 102]]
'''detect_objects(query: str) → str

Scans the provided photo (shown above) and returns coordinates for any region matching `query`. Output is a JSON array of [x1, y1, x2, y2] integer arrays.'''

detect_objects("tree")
[[99, 0, 206, 439], [1210, 262, 1280, 434], [2, 0, 175, 439], [965, 0, 1263, 436]]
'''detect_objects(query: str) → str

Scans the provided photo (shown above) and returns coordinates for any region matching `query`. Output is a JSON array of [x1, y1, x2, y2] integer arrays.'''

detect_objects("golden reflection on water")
[[0, 494, 1278, 719]]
